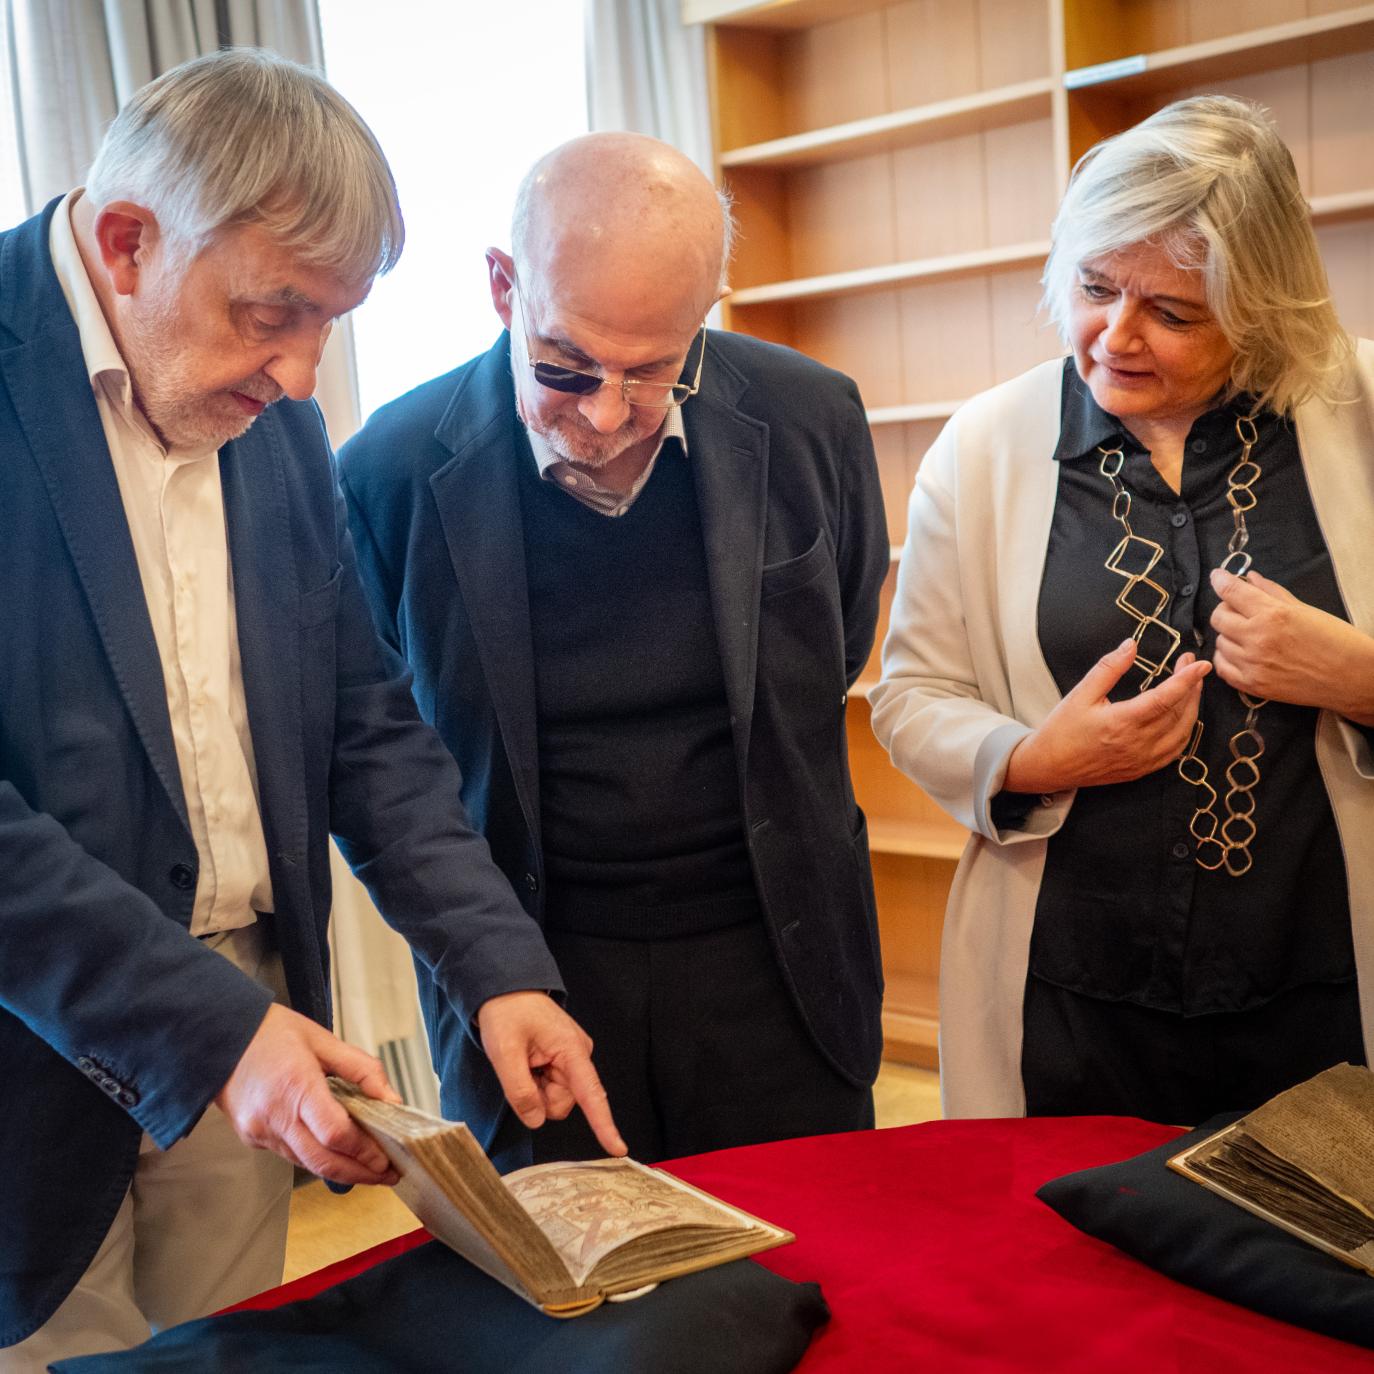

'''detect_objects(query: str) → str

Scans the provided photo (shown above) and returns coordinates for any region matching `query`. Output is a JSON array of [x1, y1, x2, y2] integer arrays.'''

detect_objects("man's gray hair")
[[714, 183, 737, 293], [1042, 95, 1350, 416], [86, 47, 403, 281]]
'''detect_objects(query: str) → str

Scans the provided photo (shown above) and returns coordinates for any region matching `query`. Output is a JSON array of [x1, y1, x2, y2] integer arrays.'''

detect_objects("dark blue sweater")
[[518, 442, 758, 940]]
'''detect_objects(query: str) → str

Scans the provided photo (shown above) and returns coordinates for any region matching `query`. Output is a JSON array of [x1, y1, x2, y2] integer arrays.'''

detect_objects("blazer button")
[[117, 1088, 140, 1109], [77, 1056, 96, 1075], [168, 863, 197, 891], [523, 872, 539, 893]]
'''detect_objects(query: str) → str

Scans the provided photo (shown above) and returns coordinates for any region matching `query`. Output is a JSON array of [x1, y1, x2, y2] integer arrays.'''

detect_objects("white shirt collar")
[[48, 190, 215, 463], [48, 190, 137, 413]]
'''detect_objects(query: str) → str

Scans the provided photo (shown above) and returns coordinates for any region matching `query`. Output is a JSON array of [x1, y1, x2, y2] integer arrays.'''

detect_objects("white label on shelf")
[[1064, 55, 1148, 89]]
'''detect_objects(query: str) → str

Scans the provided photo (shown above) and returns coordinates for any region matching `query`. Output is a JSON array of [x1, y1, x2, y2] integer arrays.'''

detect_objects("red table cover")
[[233, 1116, 1374, 1372]]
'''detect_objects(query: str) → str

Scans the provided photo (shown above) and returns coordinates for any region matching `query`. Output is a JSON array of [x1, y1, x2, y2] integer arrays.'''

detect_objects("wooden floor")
[[872, 1059, 942, 1131], [283, 1062, 941, 1282], [285, 1170, 416, 1282]]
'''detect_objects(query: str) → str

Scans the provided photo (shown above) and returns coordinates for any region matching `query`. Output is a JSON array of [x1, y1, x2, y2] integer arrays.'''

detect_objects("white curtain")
[[3, 0, 431, 1099], [9, 0, 322, 207], [584, 0, 713, 176]]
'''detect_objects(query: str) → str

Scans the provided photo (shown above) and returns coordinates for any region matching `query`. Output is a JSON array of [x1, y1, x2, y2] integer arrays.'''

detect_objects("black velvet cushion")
[[51, 1240, 829, 1373], [1037, 1113, 1374, 1349]]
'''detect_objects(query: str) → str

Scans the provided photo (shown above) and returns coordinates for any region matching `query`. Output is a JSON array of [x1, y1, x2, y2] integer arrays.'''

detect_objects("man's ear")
[[92, 202, 161, 297], [486, 248, 515, 331]]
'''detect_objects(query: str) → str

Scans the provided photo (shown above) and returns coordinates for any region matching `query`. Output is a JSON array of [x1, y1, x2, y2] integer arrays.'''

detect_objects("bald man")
[[340, 134, 889, 1169]]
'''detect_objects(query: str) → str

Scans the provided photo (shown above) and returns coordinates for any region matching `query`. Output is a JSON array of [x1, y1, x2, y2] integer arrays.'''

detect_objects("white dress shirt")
[[48, 191, 272, 935]]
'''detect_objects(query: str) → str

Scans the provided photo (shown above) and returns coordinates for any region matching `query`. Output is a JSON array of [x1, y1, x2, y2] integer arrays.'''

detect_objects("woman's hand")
[[1210, 570, 1374, 725], [1003, 639, 1210, 794]]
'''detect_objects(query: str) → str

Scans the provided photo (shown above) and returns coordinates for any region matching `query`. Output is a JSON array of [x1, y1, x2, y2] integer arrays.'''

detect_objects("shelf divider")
[[721, 79, 1054, 170], [684, 0, 889, 29], [1064, 5, 1374, 99], [867, 817, 968, 862], [1309, 188, 1374, 226], [867, 399, 964, 427], [729, 239, 1051, 306]]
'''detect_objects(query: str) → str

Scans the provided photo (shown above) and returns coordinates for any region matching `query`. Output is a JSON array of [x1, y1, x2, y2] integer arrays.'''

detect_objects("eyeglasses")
[[514, 279, 706, 411]]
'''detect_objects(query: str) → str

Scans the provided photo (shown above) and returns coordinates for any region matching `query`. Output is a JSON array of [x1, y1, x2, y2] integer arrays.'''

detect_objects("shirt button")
[[1190, 438, 1207, 453], [1170, 510, 1188, 528], [168, 863, 197, 891], [1171, 840, 1191, 860], [1180, 582, 1196, 597]]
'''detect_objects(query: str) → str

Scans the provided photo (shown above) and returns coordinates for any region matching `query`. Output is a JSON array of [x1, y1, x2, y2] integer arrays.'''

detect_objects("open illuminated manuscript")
[[329, 1079, 792, 1316]]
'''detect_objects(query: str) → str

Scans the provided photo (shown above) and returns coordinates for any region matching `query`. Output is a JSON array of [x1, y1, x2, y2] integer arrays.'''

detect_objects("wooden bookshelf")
[[1064, 4, 1374, 96], [880, 970, 941, 1064], [720, 78, 1056, 169], [691, 0, 1374, 1072], [685, 0, 886, 27], [866, 399, 962, 427], [1310, 189, 1374, 224], [867, 819, 968, 862], [729, 239, 1054, 306]]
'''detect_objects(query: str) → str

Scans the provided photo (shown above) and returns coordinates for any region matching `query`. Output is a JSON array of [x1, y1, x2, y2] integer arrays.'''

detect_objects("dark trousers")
[[1021, 973, 1366, 1125], [490, 919, 873, 1171]]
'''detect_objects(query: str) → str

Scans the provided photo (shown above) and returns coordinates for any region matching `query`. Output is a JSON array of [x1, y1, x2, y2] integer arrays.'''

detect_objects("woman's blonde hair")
[[1042, 95, 1350, 416]]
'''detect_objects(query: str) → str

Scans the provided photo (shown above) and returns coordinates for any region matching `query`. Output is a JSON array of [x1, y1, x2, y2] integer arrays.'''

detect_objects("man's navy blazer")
[[339, 329, 890, 1161], [0, 202, 562, 1345]]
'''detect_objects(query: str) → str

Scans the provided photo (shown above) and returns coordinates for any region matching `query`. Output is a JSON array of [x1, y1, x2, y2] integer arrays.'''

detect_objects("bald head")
[[511, 132, 729, 333]]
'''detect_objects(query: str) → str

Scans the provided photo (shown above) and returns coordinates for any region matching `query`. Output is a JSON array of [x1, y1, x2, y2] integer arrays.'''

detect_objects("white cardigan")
[[870, 345, 1374, 1118]]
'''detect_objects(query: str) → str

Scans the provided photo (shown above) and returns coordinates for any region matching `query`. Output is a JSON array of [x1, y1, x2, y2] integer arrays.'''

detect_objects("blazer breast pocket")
[[756, 528, 846, 717], [760, 529, 830, 601], [298, 566, 343, 628]]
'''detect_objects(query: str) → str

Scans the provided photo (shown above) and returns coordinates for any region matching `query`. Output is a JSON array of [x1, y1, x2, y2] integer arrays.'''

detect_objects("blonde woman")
[[872, 96, 1374, 1125]]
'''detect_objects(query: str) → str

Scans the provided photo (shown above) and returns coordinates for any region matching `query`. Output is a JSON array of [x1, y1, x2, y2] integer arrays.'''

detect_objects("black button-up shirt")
[[1022, 360, 1356, 1015]]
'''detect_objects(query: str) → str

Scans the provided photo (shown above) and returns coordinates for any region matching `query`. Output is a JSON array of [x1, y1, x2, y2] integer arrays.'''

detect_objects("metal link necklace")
[[1097, 413, 1266, 877]]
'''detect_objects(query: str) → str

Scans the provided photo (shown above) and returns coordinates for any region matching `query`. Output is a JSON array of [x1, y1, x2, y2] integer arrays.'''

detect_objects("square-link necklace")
[[1097, 414, 1265, 876]]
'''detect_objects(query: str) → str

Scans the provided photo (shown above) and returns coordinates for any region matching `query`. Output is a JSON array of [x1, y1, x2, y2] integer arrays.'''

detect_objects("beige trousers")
[[2, 925, 295, 1372]]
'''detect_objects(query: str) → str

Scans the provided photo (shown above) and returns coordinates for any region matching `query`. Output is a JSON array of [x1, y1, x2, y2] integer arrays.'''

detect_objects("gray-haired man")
[[0, 49, 620, 1368]]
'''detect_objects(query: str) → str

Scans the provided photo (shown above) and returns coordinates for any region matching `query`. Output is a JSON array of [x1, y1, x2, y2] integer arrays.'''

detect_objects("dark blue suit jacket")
[[0, 202, 562, 1346], [339, 330, 889, 1163]]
